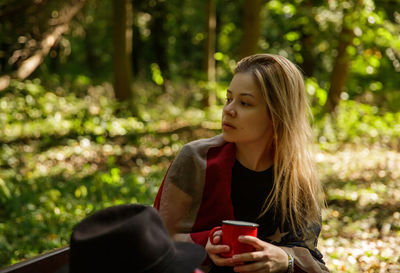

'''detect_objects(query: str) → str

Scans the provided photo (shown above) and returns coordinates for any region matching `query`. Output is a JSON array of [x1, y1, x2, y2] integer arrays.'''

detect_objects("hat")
[[64, 204, 206, 273]]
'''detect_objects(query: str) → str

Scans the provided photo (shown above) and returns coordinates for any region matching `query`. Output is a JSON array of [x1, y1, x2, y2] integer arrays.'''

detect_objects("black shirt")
[[209, 160, 278, 273], [231, 159, 274, 221], [231, 160, 281, 242]]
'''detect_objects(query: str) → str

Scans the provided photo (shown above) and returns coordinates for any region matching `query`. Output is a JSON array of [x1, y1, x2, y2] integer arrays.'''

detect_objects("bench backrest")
[[0, 247, 69, 273]]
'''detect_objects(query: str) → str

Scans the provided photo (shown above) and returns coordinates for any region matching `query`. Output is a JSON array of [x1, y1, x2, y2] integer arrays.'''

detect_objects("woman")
[[154, 54, 329, 273]]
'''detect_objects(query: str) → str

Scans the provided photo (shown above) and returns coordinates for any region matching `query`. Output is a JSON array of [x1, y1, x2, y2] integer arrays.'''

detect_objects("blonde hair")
[[235, 54, 325, 236]]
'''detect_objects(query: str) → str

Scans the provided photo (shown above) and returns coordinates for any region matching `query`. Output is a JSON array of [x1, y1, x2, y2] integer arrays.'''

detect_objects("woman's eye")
[[241, 101, 249, 106], [226, 97, 232, 103]]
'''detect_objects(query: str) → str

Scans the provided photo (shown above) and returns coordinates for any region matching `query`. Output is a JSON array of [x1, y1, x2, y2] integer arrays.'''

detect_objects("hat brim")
[[167, 242, 206, 273]]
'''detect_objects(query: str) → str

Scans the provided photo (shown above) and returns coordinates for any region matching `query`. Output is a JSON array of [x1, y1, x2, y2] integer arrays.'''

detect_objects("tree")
[[297, 0, 319, 78], [325, 14, 354, 114], [149, 0, 169, 80], [205, 0, 216, 83], [112, 0, 134, 103], [238, 0, 263, 59], [205, 0, 217, 105], [324, 0, 400, 113]]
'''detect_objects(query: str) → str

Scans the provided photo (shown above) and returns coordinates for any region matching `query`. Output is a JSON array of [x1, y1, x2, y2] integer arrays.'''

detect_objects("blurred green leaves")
[[1, 0, 400, 270], [315, 100, 400, 149], [1, 61, 400, 273]]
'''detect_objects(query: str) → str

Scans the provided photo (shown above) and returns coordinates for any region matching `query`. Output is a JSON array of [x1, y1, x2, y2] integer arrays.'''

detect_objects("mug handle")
[[209, 226, 222, 244]]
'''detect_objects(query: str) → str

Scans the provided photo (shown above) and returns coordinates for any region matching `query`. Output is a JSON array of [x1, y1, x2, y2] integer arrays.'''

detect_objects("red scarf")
[[155, 139, 236, 246]]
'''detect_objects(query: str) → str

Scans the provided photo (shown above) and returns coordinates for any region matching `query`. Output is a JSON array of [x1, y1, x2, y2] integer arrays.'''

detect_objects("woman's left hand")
[[231, 235, 289, 273]]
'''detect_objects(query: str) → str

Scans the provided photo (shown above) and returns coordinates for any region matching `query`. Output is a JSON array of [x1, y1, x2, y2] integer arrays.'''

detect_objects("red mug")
[[209, 220, 259, 258]]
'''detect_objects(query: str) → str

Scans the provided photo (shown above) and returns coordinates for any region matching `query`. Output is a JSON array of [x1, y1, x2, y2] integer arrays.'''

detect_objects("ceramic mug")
[[209, 220, 259, 258]]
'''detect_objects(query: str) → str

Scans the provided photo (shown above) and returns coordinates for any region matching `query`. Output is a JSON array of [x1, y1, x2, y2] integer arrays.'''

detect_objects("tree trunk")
[[298, 0, 317, 77], [205, 0, 216, 105], [131, 21, 140, 76], [151, 0, 169, 79], [238, 0, 263, 59], [300, 33, 317, 77], [205, 0, 216, 83], [325, 24, 354, 114], [150, 0, 171, 92], [112, 0, 133, 102]]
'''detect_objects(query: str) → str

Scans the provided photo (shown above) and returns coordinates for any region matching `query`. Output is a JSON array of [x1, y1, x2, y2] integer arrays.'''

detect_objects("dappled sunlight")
[[320, 236, 400, 272], [1, 0, 400, 270], [316, 146, 400, 272], [1, 80, 400, 271]]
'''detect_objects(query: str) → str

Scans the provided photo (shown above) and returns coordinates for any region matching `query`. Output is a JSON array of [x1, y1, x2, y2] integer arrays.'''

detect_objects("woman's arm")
[[157, 179, 212, 246], [158, 181, 192, 237]]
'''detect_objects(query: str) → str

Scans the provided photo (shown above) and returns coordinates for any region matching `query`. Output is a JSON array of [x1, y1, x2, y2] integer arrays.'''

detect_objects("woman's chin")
[[222, 132, 235, 142]]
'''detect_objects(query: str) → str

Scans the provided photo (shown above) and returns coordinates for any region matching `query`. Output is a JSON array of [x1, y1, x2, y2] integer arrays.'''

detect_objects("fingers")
[[231, 250, 264, 265], [231, 238, 270, 272], [237, 235, 268, 250], [233, 260, 268, 272], [205, 236, 234, 267], [211, 234, 221, 244], [209, 253, 235, 267], [231, 241, 289, 273], [206, 232, 227, 255], [207, 247, 235, 267], [213, 230, 222, 236], [210, 230, 222, 244], [206, 243, 230, 254]]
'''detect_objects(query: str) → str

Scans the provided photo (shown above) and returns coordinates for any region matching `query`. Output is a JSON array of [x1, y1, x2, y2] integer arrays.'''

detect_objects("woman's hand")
[[231, 235, 289, 273], [205, 230, 235, 267]]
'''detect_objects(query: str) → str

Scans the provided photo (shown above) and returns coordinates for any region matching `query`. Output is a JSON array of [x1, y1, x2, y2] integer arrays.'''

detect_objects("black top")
[[210, 160, 278, 273], [231, 159, 274, 222], [231, 160, 281, 239]]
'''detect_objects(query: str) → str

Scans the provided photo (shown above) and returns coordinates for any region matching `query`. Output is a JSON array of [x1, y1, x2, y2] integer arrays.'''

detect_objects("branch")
[[0, 0, 86, 91], [16, 24, 69, 79]]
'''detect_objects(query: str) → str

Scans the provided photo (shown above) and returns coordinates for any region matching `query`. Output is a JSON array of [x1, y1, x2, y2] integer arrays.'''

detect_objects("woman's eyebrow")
[[227, 89, 255, 98]]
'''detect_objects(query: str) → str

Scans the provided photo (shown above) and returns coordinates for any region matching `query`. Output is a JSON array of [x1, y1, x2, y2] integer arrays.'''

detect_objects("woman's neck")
[[235, 139, 274, 172]]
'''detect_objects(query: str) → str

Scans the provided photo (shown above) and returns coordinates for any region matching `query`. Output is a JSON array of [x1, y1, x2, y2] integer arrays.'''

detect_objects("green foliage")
[[0, 167, 160, 264], [1, 78, 400, 271], [1, 0, 400, 271], [315, 100, 400, 149], [0, 79, 145, 143], [306, 78, 400, 150], [0, 78, 225, 267]]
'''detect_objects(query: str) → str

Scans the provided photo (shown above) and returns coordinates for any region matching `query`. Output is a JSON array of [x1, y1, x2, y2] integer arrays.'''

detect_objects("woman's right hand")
[[205, 230, 235, 267]]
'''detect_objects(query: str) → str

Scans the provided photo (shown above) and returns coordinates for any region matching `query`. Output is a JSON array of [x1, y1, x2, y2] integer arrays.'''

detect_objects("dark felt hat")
[[62, 204, 206, 273]]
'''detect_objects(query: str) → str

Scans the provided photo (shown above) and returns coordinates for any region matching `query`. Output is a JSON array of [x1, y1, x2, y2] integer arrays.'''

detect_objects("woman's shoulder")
[[180, 134, 226, 157], [165, 134, 227, 192]]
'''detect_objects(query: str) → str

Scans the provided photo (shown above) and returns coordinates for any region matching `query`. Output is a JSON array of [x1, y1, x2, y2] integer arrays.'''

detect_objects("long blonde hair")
[[235, 54, 325, 236]]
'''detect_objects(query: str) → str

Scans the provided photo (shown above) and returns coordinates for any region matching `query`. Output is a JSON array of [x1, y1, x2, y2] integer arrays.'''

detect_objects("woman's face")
[[222, 72, 273, 144]]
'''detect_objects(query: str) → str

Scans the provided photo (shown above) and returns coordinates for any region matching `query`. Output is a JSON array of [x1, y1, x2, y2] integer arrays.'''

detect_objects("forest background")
[[0, 0, 400, 272]]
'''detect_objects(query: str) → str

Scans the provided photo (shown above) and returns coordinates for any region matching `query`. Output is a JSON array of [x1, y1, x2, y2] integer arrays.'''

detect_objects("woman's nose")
[[223, 104, 236, 117]]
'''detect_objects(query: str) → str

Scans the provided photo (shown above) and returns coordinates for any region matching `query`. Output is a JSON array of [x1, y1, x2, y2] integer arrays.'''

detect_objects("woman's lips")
[[222, 121, 236, 130]]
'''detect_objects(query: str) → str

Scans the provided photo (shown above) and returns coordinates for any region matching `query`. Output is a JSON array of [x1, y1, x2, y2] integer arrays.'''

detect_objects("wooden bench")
[[0, 247, 69, 273]]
